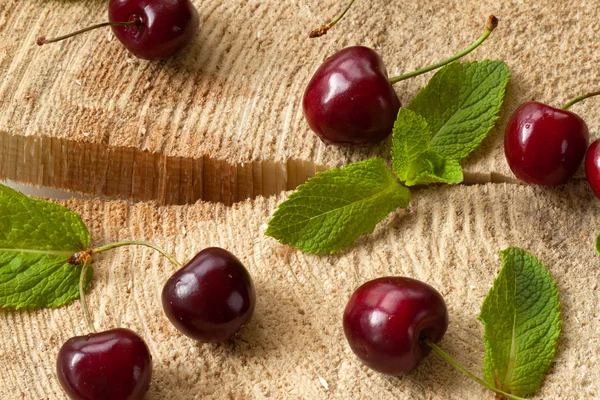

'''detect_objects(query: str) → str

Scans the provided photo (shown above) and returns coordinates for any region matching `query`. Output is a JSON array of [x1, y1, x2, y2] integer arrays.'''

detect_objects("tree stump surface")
[[0, 183, 599, 399], [1, 0, 598, 203]]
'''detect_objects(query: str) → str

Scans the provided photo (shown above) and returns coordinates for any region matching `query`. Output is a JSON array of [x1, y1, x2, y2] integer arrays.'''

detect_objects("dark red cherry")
[[162, 247, 256, 342], [504, 101, 589, 185], [303, 46, 401, 146], [57, 328, 152, 400], [343, 277, 448, 376], [585, 139, 600, 198], [109, 0, 199, 60], [37, 0, 199, 60]]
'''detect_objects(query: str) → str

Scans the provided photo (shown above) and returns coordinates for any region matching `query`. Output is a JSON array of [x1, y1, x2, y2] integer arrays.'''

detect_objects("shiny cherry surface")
[[57, 328, 152, 400], [303, 46, 401, 146], [504, 101, 589, 185], [585, 139, 600, 198], [343, 277, 448, 376], [109, 0, 199, 60], [162, 247, 256, 342]]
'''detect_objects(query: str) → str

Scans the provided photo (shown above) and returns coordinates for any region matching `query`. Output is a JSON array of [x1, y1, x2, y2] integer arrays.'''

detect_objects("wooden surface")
[[0, 182, 599, 399], [1, 0, 599, 202], [1, 0, 600, 399]]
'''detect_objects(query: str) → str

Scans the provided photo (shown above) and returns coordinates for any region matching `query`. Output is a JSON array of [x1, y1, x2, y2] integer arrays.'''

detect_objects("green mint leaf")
[[265, 158, 411, 254], [408, 60, 510, 161], [0, 184, 92, 309], [479, 247, 561, 397], [405, 151, 463, 186], [391, 108, 463, 186], [596, 232, 600, 255]]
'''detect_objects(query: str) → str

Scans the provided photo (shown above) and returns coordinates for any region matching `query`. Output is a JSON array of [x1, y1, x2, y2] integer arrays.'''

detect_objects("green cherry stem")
[[91, 241, 183, 269], [78, 255, 96, 333], [309, 0, 356, 38], [424, 339, 526, 400], [36, 20, 141, 46], [561, 91, 600, 110], [389, 15, 498, 85]]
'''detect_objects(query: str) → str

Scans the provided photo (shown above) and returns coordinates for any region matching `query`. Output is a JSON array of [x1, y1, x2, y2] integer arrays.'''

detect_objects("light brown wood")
[[0, 182, 598, 399], [1, 0, 599, 202]]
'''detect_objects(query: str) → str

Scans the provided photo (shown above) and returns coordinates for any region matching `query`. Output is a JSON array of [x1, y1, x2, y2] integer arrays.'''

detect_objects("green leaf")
[[405, 151, 463, 186], [408, 60, 510, 161], [391, 108, 463, 186], [265, 158, 411, 254], [479, 247, 561, 397], [596, 232, 600, 255], [0, 184, 92, 309]]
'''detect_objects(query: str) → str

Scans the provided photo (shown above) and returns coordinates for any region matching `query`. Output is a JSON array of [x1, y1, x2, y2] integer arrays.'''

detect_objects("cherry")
[[302, 16, 498, 147], [585, 139, 600, 198], [57, 328, 152, 400], [162, 247, 256, 342], [37, 0, 199, 60], [343, 277, 448, 375], [303, 46, 401, 146], [504, 101, 589, 185]]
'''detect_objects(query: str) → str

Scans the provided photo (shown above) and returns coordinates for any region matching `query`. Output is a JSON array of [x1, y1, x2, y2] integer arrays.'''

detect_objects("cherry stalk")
[[73, 241, 182, 333], [424, 339, 526, 400], [309, 0, 356, 38], [37, 20, 140, 46]]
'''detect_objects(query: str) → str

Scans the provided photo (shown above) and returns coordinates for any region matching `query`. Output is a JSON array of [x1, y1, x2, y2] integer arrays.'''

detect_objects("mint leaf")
[[479, 247, 561, 397], [406, 151, 463, 186], [391, 109, 464, 186], [265, 158, 411, 254], [596, 232, 600, 255], [408, 60, 510, 161], [0, 184, 92, 309]]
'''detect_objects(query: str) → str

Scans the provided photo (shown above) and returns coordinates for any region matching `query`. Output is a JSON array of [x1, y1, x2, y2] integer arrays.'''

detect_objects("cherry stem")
[[78, 255, 96, 333], [389, 15, 498, 85], [424, 339, 526, 400], [37, 20, 140, 46], [309, 0, 356, 38], [91, 241, 183, 269], [561, 91, 600, 110]]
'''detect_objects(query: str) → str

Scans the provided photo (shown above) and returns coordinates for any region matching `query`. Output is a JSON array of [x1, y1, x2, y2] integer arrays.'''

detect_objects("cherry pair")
[[504, 91, 600, 197], [57, 247, 255, 400], [37, 0, 199, 60]]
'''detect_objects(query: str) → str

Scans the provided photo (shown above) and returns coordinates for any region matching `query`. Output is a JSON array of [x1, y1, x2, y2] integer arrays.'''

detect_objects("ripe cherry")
[[162, 247, 256, 342], [37, 0, 199, 60], [585, 139, 600, 198], [343, 277, 448, 375], [303, 46, 401, 146], [303, 15, 498, 147], [504, 101, 590, 185], [57, 328, 152, 400]]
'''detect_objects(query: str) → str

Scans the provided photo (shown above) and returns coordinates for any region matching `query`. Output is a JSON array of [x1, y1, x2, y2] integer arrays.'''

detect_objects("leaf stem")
[[388, 15, 498, 85], [79, 255, 96, 333], [37, 20, 140, 46], [424, 339, 526, 400], [561, 91, 600, 110], [309, 0, 356, 38], [91, 241, 182, 269]]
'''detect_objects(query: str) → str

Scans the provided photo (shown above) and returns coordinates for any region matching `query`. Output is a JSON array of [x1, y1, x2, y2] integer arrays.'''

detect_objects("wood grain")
[[1, 0, 599, 202], [1, 182, 598, 399]]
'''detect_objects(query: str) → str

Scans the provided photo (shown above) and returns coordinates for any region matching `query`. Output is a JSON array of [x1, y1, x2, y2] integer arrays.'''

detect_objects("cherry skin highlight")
[[343, 277, 449, 375], [109, 0, 199, 60], [504, 101, 589, 185], [56, 328, 152, 400], [162, 247, 256, 342], [303, 46, 401, 146], [585, 139, 600, 198]]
